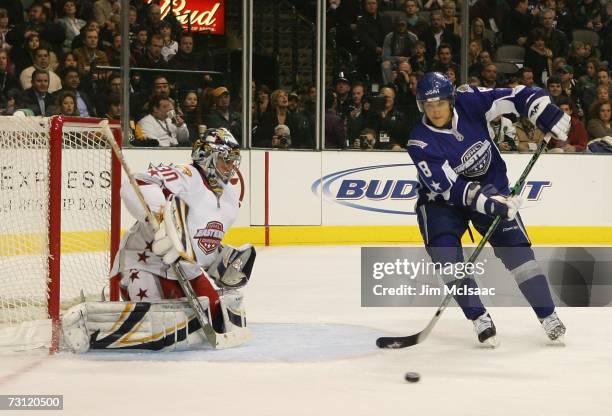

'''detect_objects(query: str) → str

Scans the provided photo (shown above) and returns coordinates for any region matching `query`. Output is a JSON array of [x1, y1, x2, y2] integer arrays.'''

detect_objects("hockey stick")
[[377, 137, 550, 349], [100, 121, 248, 349]]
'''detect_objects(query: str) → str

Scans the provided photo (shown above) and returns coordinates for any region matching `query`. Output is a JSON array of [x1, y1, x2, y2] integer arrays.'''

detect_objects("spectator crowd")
[[0, 0, 610, 152]]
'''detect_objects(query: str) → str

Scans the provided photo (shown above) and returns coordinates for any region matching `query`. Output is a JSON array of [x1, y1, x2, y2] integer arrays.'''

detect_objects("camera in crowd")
[[273, 124, 292, 149]]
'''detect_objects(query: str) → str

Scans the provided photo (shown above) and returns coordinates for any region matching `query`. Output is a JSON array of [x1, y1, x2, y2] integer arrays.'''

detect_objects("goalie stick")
[[101, 122, 247, 349], [377, 137, 550, 349]]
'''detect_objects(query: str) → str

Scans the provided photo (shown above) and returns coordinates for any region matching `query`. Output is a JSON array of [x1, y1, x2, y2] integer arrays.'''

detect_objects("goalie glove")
[[207, 244, 256, 288], [467, 183, 523, 221], [152, 194, 195, 265]]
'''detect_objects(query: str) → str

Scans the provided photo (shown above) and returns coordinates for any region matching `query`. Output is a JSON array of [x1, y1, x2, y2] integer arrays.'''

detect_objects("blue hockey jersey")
[[407, 85, 553, 207]]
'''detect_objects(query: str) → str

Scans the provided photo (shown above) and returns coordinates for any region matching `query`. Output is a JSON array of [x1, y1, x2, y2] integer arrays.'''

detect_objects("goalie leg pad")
[[61, 297, 214, 353], [120, 270, 164, 302]]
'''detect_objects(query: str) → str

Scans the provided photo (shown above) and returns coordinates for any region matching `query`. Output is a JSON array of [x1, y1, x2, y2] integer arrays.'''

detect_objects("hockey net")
[[0, 116, 121, 351]]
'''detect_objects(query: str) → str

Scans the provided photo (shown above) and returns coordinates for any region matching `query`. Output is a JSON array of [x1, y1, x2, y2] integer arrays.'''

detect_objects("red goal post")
[[0, 116, 122, 352]]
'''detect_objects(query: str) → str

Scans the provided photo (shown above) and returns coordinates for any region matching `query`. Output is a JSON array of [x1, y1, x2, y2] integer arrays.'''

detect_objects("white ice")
[[1, 245, 611, 416]]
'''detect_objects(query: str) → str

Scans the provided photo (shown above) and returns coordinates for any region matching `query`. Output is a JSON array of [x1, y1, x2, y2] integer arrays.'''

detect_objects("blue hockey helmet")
[[416, 72, 455, 112]]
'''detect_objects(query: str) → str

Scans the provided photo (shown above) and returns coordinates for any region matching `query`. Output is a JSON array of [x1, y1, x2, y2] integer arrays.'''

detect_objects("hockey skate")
[[472, 312, 499, 348], [539, 311, 566, 343]]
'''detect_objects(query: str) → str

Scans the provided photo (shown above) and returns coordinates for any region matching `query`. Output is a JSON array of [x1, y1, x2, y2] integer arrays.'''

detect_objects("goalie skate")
[[473, 312, 499, 348], [540, 312, 566, 343]]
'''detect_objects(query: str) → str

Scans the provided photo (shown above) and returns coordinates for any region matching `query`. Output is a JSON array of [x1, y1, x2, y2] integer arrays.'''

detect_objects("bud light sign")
[[311, 164, 419, 215]]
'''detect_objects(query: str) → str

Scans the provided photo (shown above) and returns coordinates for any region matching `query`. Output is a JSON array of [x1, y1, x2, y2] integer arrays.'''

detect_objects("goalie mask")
[[192, 128, 241, 194]]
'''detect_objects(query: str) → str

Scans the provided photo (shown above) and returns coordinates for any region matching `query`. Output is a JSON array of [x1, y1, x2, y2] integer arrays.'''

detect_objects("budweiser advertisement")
[[150, 0, 225, 34]]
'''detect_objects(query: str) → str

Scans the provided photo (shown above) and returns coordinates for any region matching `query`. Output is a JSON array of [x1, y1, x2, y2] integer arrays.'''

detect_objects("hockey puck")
[[404, 372, 420, 383]]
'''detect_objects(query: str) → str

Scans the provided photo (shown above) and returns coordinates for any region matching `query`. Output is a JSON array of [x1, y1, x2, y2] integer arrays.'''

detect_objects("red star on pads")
[[129, 270, 140, 282], [145, 241, 153, 251], [137, 251, 149, 263], [136, 288, 148, 300]]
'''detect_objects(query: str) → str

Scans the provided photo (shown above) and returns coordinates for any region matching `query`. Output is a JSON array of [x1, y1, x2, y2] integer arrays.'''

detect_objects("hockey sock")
[[518, 274, 555, 319], [447, 277, 487, 321]]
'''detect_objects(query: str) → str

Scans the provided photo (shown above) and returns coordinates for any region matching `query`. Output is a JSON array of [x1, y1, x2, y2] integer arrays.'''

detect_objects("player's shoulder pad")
[[456, 84, 474, 94]]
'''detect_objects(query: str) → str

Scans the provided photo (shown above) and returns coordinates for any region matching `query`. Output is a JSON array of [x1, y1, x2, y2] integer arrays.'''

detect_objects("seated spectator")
[[53, 90, 79, 116], [254, 89, 310, 148], [502, 0, 532, 46], [55, 66, 96, 117], [423, 0, 444, 11], [137, 33, 167, 85], [546, 75, 564, 104], [105, 33, 122, 67], [334, 72, 353, 119], [0, 2, 21, 29], [58, 0, 86, 53], [431, 43, 459, 79], [468, 49, 492, 78], [255, 85, 271, 120], [470, 0, 509, 33], [131, 27, 148, 62], [93, 0, 120, 29], [422, 10, 460, 61], [352, 127, 377, 150], [142, 3, 181, 39], [179, 90, 202, 143], [404, 0, 429, 38], [138, 94, 190, 147], [20, 47, 62, 92], [558, 65, 582, 110], [365, 85, 406, 150], [548, 97, 588, 152], [324, 89, 346, 150], [104, 93, 153, 146], [73, 28, 109, 80], [270, 124, 292, 149], [578, 58, 601, 92], [356, 0, 392, 83], [203, 86, 242, 146], [0, 9, 12, 53], [582, 67, 611, 110], [409, 40, 431, 74], [514, 116, 546, 152], [6, 2, 65, 58], [489, 115, 518, 151], [347, 82, 368, 143], [519, 67, 535, 87], [381, 17, 417, 84], [470, 17, 494, 54], [524, 28, 553, 87], [554, 0, 574, 35], [12, 33, 42, 76], [168, 33, 199, 90], [567, 41, 589, 78], [0, 50, 19, 99], [537, 8, 569, 59], [158, 21, 177, 62], [17, 69, 54, 115], [587, 100, 612, 139], [573, 0, 604, 32], [327, 0, 359, 53], [441, 0, 461, 37], [480, 63, 499, 88], [58, 51, 78, 74]]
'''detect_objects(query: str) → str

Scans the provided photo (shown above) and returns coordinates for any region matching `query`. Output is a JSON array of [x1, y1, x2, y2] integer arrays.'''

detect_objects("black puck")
[[404, 372, 420, 383]]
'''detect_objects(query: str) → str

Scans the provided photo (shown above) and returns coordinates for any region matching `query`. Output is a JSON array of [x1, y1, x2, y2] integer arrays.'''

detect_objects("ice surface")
[[1, 246, 611, 416]]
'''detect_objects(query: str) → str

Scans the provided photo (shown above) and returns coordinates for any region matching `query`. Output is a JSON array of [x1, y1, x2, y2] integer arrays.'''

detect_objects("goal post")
[[0, 116, 122, 352]]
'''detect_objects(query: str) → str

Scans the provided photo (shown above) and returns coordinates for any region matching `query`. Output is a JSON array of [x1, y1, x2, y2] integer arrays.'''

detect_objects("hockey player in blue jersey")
[[407, 72, 571, 346]]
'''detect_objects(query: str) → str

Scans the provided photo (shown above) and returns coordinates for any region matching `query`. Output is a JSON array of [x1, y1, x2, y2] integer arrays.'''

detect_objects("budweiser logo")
[[153, 0, 225, 34]]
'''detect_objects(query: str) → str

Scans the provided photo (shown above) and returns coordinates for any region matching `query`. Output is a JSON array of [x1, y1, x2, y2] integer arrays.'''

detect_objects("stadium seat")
[[572, 29, 600, 47], [493, 62, 520, 75], [494, 45, 525, 63]]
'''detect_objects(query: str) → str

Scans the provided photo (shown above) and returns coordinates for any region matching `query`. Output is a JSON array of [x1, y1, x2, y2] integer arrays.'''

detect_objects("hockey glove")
[[152, 195, 195, 265], [468, 183, 523, 221], [528, 97, 571, 142]]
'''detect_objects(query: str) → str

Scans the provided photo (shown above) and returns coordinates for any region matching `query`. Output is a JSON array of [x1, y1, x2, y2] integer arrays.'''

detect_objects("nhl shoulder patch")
[[456, 84, 473, 93], [407, 139, 428, 149]]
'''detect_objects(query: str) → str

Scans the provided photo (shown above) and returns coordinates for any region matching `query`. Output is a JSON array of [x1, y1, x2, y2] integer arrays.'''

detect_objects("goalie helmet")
[[192, 128, 241, 191]]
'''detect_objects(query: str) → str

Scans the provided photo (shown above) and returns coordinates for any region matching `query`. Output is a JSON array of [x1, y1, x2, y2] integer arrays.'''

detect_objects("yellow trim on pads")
[[223, 226, 612, 246]]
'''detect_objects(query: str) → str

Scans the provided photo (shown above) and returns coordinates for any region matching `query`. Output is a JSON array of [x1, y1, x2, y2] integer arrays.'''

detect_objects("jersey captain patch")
[[455, 141, 492, 177], [194, 221, 225, 254]]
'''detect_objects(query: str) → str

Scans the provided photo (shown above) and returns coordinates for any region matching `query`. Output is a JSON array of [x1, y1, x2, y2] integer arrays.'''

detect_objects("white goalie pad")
[[61, 294, 250, 353], [152, 194, 195, 264]]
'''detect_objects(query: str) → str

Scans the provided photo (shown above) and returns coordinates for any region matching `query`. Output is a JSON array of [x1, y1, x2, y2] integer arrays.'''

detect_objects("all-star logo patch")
[[194, 221, 225, 254], [455, 140, 492, 177]]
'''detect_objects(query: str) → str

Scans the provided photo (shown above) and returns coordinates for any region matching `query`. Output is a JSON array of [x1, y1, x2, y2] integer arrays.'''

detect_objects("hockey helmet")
[[416, 72, 455, 113], [192, 128, 241, 185]]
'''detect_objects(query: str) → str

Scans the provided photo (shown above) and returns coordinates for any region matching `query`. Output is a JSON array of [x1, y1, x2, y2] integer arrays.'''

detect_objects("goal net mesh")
[[0, 117, 114, 337]]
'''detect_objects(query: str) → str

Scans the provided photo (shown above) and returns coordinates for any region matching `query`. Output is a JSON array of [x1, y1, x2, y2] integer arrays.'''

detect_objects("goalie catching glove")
[[152, 194, 195, 265], [467, 183, 523, 220]]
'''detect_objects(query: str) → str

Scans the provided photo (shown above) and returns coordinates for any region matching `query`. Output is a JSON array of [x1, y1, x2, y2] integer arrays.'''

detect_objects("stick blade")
[[376, 333, 420, 349]]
